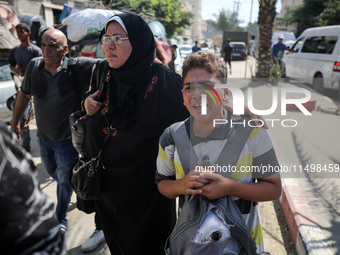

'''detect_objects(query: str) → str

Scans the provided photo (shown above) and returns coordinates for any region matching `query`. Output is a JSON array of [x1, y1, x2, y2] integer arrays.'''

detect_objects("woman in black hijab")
[[82, 12, 189, 254]]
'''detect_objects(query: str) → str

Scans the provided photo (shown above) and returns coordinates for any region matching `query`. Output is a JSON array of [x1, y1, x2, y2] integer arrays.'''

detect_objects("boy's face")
[[182, 68, 228, 123], [16, 28, 30, 42]]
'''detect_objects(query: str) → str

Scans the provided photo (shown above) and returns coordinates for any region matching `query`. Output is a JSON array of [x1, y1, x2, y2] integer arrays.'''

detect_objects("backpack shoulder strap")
[[169, 118, 198, 175], [215, 114, 254, 178], [170, 113, 254, 178]]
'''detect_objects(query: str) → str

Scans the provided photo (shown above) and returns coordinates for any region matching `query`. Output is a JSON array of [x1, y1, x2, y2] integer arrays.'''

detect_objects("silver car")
[[0, 58, 16, 124], [179, 44, 193, 59]]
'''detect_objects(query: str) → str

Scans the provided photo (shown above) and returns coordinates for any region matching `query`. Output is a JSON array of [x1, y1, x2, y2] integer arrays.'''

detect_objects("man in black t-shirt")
[[222, 39, 233, 74], [8, 23, 42, 152], [10, 29, 98, 235]]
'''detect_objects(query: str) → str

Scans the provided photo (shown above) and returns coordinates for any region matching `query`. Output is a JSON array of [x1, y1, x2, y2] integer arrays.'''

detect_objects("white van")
[[284, 25, 340, 94]]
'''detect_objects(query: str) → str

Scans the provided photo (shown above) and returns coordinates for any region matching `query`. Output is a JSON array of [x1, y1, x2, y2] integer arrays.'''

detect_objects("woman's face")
[[102, 21, 132, 69], [182, 68, 227, 123]]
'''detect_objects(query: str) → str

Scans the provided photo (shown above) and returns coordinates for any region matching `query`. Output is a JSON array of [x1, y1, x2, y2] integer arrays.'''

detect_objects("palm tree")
[[256, 0, 277, 78]]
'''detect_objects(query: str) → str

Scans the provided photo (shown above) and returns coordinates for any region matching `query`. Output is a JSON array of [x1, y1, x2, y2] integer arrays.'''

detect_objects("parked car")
[[230, 42, 247, 60], [0, 58, 16, 124], [179, 44, 192, 59], [284, 25, 340, 93]]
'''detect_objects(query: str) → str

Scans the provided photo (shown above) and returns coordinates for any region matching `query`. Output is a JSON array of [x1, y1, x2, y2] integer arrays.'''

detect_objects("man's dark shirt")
[[223, 44, 233, 60], [21, 57, 98, 142], [192, 45, 201, 53]]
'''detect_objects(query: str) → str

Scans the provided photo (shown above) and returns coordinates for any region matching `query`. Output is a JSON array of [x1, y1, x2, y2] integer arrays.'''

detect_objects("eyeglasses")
[[101, 35, 129, 45]]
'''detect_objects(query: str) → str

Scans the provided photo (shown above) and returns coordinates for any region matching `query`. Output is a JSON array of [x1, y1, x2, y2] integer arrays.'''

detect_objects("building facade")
[[275, 0, 303, 34], [6, 0, 89, 28], [279, 0, 303, 16], [180, 0, 204, 44]]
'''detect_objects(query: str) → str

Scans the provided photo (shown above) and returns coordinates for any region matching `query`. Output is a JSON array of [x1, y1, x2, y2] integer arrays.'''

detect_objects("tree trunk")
[[256, 0, 277, 78]]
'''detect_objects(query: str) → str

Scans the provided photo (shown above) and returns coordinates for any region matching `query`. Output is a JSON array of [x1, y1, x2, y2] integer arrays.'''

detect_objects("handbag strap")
[[96, 127, 116, 159]]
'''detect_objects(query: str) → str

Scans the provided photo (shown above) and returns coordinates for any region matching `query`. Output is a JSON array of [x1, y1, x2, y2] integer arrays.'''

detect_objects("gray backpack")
[[165, 115, 257, 255]]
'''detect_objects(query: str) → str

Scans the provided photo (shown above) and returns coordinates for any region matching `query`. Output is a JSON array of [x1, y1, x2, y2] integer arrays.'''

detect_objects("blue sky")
[[201, 0, 282, 27]]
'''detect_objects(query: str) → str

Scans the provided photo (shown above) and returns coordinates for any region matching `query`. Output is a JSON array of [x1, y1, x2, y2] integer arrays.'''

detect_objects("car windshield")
[[231, 44, 245, 48], [180, 47, 191, 51], [0, 59, 12, 82]]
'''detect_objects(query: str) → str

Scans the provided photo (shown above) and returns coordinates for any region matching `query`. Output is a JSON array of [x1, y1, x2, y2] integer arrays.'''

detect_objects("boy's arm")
[[199, 127, 282, 201], [156, 127, 210, 199], [198, 172, 281, 201], [157, 171, 209, 199]]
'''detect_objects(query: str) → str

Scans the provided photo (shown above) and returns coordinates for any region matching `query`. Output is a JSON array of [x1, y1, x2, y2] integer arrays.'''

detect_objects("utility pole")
[[245, 0, 254, 78]]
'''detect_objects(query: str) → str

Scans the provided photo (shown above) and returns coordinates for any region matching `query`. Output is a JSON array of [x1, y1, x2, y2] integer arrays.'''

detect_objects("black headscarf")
[[104, 12, 156, 129]]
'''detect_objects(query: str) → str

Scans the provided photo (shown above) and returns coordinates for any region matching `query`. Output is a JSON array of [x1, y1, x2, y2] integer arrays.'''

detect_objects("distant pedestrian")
[[272, 34, 286, 64], [192, 40, 201, 53], [272, 34, 286, 77], [8, 23, 42, 152], [222, 39, 233, 74], [8, 23, 41, 77]]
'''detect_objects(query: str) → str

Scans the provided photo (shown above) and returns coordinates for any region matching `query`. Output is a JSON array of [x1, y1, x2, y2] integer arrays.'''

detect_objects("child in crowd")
[[156, 51, 282, 253]]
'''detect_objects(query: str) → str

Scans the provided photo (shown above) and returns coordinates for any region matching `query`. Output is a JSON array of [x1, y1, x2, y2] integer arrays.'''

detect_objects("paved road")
[[30, 56, 339, 254]]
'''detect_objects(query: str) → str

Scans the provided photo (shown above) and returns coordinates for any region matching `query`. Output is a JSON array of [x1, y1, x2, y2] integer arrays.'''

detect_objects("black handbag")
[[69, 59, 107, 155], [69, 110, 89, 155], [70, 127, 115, 200]]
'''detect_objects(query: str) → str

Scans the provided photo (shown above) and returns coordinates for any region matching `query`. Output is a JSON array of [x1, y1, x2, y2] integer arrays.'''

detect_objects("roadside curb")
[[280, 178, 335, 254]]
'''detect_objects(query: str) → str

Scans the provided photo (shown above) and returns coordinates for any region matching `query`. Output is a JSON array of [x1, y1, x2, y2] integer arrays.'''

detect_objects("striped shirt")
[[156, 115, 279, 253]]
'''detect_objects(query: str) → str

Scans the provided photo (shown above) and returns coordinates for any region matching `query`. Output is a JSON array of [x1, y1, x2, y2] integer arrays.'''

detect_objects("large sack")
[[61, 9, 121, 42]]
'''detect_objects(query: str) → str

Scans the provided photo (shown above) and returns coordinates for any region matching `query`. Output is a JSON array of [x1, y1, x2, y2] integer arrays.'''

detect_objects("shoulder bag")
[[70, 127, 115, 200], [69, 59, 107, 155]]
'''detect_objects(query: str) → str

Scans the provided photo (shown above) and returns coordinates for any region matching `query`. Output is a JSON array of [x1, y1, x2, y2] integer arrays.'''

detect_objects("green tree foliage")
[[100, 0, 193, 38], [279, 0, 325, 36], [275, 5, 294, 29], [208, 8, 242, 32], [316, 0, 340, 27]]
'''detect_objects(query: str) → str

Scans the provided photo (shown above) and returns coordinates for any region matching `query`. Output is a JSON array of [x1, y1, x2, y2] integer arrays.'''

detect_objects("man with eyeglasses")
[[11, 28, 98, 235]]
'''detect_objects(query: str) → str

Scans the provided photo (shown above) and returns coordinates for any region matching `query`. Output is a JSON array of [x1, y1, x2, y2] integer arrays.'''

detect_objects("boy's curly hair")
[[182, 51, 228, 84]]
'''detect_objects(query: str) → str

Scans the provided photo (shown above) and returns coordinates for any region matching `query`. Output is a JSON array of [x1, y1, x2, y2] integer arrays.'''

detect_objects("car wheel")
[[313, 73, 325, 94]]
